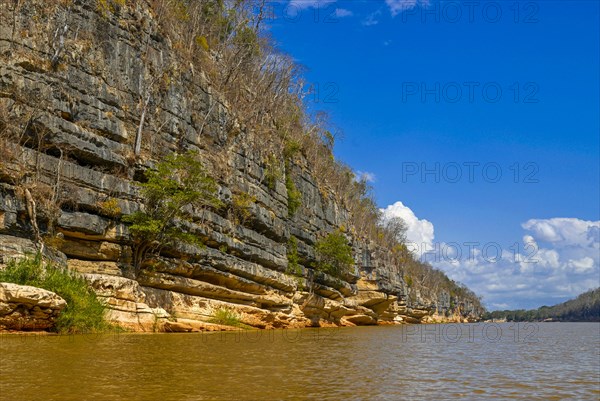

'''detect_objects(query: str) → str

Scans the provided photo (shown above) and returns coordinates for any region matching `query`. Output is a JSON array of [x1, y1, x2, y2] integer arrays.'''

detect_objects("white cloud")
[[522, 218, 600, 247], [568, 257, 595, 273], [355, 171, 376, 183], [443, 217, 600, 310], [385, 0, 430, 16], [380, 201, 435, 255], [334, 8, 353, 18], [362, 10, 381, 26], [381, 202, 600, 310]]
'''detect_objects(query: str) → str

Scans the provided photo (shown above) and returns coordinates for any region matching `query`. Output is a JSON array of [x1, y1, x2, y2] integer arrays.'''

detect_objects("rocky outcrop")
[[0, 0, 480, 331], [0, 282, 67, 330]]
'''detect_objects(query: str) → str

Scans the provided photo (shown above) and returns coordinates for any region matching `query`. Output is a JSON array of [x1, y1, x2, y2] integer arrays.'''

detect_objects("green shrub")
[[285, 173, 302, 216], [209, 308, 242, 327], [264, 154, 283, 190], [283, 140, 302, 159], [123, 151, 221, 270], [314, 230, 355, 279], [231, 192, 255, 225], [97, 197, 121, 219], [195, 35, 209, 51], [286, 236, 305, 290], [0, 255, 43, 285], [0, 255, 108, 333], [97, 0, 126, 16], [286, 236, 301, 276]]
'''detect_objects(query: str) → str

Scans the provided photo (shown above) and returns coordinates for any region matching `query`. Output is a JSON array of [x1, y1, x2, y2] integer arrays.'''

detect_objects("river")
[[1, 323, 598, 400]]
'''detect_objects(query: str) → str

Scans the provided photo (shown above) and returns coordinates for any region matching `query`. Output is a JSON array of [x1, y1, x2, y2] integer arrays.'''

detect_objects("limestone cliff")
[[0, 0, 481, 331]]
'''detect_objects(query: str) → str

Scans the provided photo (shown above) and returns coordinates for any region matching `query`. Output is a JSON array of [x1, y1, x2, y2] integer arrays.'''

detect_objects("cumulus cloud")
[[334, 8, 353, 18], [568, 257, 595, 274], [439, 217, 600, 310], [385, 0, 430, 16], [381, 202, 600, 310], [380, 201, 435, 255], [522, 218, 599, 247]]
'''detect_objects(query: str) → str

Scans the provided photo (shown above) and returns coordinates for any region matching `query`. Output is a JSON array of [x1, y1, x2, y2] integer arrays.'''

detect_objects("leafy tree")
[[123, 151, 221, 271], [314, 230, 355, 278]]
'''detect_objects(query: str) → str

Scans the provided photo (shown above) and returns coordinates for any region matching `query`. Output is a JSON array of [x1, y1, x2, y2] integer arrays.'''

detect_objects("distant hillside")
[[484, 288, 600, 322]]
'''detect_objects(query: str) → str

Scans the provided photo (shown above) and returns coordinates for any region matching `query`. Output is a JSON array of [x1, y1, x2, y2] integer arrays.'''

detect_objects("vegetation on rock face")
[[285, 171, 302, 217], [0, 255, 108, 333], [484, 288, 600, 322], [314, 231, 355, 279], [209, 308, 242, 327], [230, 192, 256, 226], [286, 235, 301, 276], [97, 0, 127, 16], [263, 155, 283, 191], [147, 1, 485, 315], [96, 197, 122, 219], [285, 236, 305, 291], [0, 0, 486, 319], [123, 151, 221, 270]]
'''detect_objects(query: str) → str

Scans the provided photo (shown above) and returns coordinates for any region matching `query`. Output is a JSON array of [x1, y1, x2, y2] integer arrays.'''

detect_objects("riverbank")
[[0, 313, 479, 336], [1, 249, 479, 335]]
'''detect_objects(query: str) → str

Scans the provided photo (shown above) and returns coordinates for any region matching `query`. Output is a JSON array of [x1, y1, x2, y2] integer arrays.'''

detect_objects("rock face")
[[0, 0, 480, 331], [0, 282, 67, 330]]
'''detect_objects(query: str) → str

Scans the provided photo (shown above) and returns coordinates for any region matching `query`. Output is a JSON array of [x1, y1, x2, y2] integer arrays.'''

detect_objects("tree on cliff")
[[314, 230, 355, 278], [123, 152, 221, 272]]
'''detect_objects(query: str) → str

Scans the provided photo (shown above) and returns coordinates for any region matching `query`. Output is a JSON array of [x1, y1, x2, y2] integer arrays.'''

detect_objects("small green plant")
[[209, 308, 242, 327], [405, 275, 413, 288], [0, 255, 108, 333], [314, 230, 355, 279], [196, 35, 209, 51], [97, 197, 121, 219], [286, 236, 301, 276], [231, 192, 255, 225], [263, 154, 283, 191], [0, 255, 43, 284], [283, 139, 302, 159], [286, 236, 304, 291], [97, 0, 126, 16], [123, 151, 221, 271], [285, 172, 302, 216], [283, 144, 302, 216]]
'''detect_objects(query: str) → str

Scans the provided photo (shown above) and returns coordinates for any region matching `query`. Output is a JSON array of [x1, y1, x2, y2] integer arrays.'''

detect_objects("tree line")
[[484, 288, 600, 322]]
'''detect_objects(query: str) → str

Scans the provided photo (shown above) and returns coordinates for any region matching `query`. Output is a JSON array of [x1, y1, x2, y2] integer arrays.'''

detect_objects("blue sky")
[[268, 0, 600, 310]]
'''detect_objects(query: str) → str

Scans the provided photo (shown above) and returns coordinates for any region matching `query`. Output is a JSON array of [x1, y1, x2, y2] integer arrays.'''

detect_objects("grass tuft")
[[0, 254, 108, 334], [208, 308, 243, 327]]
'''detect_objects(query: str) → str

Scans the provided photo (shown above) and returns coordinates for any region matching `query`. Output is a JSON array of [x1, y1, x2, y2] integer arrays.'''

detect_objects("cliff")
[[0, 0, 481, 331]]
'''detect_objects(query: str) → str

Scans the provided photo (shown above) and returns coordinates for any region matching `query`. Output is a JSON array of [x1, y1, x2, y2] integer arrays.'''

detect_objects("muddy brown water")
[[1, 323, 599, 400]]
